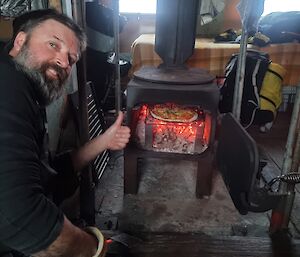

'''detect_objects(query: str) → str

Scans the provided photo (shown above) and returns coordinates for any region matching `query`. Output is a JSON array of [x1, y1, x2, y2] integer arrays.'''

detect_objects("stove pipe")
[[155, 0, 200, 68]]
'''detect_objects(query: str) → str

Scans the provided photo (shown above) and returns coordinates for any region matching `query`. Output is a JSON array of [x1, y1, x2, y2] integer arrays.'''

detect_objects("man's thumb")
[[114, 111, 124, 127]]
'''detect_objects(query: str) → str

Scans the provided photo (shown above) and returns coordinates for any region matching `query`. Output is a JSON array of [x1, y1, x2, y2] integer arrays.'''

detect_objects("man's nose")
[[56, 53, 70, 69]]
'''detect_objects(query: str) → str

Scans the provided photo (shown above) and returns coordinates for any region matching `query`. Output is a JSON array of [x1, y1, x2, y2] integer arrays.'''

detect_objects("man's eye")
[[49, 42, 57, 48], [69, 58, 75, 65], [69, 56, 78, 66]]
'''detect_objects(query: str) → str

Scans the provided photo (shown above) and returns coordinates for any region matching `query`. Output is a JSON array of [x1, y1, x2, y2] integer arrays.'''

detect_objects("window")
[[263, 0, 300, 16], [119, 0, 156, 14]]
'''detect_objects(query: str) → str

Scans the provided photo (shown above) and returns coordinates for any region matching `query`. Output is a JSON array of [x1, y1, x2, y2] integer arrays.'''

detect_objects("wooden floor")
[[126, 233, 300, 257]]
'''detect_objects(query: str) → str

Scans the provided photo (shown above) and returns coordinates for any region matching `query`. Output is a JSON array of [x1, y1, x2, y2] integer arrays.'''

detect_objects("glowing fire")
[[133, 104, 210, 154]]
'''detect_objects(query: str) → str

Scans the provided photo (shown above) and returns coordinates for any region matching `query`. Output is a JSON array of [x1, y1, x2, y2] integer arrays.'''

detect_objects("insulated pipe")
[[113, 0, 121, 112]]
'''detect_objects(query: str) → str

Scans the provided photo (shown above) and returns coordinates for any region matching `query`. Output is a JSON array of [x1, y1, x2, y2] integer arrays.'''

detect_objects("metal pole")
[[279, 86, 300, 188], [232, 0, 264, 122], [113, 0, 121, 113], [270, 85, 300, 233], [72, 0, 95, 225], [291, 125, 300, 173], [232, 28, 248, 121]]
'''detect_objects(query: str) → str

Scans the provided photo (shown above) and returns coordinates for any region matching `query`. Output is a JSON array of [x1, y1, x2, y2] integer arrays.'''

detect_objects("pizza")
[[150, 103, 198, 122]]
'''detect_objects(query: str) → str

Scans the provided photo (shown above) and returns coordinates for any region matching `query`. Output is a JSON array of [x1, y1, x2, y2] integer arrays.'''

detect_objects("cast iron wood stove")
[[124, 0, 219, 198]]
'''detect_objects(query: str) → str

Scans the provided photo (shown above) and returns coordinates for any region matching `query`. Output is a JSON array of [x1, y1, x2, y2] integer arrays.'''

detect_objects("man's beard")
[[13, 43, 69, 106]]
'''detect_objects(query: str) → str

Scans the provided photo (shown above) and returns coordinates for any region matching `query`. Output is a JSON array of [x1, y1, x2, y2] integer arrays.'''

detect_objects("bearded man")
[[0, 9, 130, 257]]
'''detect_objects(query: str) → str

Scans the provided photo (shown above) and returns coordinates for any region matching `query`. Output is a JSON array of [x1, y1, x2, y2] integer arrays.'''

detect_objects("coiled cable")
[[267, 172, 300, 190]]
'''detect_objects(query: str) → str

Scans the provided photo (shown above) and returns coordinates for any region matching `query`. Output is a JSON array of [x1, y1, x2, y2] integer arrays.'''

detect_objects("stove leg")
[[196, 152, 213, 198], [124, 149, 139, 194]]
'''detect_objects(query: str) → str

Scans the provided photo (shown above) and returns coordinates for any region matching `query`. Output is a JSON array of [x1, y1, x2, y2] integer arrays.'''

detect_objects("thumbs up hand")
[[103, 111, 131, 150]]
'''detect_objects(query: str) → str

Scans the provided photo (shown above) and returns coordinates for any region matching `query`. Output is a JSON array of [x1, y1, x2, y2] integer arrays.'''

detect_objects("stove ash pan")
[[131, 103, 212, 155]]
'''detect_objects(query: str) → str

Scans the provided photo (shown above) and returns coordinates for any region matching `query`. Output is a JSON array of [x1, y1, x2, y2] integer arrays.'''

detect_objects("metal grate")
[[86, 84, 110, 183]]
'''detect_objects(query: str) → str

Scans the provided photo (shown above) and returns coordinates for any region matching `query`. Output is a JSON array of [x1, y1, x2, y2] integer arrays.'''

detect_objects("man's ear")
[[12, 31, 27, 53]]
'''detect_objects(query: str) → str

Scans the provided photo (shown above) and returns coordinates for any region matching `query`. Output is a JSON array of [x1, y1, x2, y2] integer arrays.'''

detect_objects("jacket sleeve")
[[0, 65, 64, 255], [50, 151, 79, 205]]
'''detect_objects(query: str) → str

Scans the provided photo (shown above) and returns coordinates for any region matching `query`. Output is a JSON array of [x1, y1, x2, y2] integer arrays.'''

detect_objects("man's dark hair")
[[11, 8, 86, 54]]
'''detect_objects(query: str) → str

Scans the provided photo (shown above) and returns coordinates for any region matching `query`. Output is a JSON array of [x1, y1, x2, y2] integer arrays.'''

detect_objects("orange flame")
[[134, 104, 211, 154]]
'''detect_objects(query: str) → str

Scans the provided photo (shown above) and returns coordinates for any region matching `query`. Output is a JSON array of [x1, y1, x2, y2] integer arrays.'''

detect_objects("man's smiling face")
[[11, 19, 80, 104]]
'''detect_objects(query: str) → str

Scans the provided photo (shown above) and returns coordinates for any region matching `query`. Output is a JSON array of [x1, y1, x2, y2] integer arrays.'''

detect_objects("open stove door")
[[216, 113, 282, 215]]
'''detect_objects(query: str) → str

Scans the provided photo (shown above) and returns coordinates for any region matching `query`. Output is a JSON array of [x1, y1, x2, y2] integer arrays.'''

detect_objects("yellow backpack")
[[260, 63, 286, 116]]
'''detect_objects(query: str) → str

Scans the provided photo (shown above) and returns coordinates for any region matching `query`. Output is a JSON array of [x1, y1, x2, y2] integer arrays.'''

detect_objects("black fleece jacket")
[[0, 52, 64, 255]]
